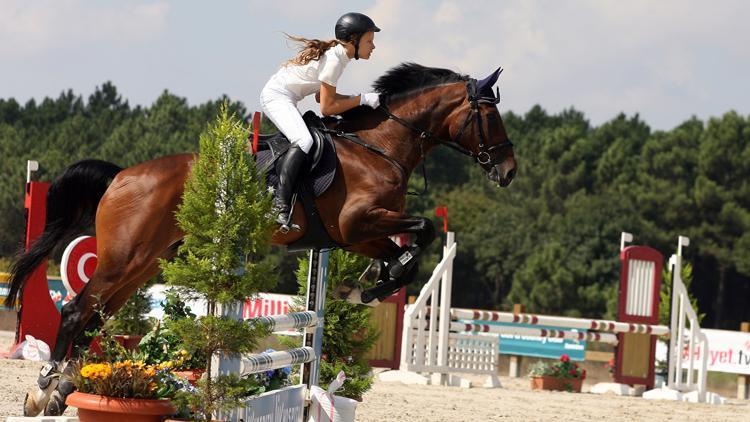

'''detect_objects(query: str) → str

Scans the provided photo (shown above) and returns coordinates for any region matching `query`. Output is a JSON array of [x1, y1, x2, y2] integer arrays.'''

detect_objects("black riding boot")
[[273, 145, 307, 227]]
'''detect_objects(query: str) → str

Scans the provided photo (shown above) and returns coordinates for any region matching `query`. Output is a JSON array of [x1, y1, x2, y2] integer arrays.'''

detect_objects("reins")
[[327, 78, 514, 195]]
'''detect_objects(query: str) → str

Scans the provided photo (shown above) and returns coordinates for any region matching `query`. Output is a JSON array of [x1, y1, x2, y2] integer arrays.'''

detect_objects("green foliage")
[[158, 104, 275, 420], [659, 261, 706, 326], [104, 283, 154, 336], [292, 250, 377, 400], [170, 373, 266, 421], [137, 290, 208, 369]]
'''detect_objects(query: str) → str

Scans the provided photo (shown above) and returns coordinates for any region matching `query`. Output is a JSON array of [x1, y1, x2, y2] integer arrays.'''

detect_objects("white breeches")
[[259, 86, 314, 154]]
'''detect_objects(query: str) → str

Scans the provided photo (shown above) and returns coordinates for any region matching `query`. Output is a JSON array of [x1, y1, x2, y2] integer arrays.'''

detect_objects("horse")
[[6, 62, 516, 416]]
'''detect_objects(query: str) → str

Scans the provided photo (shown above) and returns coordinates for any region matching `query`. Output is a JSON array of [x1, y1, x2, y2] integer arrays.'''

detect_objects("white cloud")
[[1, 0, 747, 130], [0, 0, 170, 57]]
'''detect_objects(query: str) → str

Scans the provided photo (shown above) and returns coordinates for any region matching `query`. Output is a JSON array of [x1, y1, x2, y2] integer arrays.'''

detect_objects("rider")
[[260, 12, 381, 228]]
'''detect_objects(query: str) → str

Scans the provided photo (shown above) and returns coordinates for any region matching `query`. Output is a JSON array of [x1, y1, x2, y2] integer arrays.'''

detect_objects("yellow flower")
[[157, 361, 174, 370], [80, 363, 112, 379]]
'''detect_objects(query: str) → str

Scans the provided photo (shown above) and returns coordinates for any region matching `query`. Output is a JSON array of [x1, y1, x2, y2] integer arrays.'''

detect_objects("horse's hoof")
[[334, 282, 380, 307], [276, 223, 301, 234], [23, 387, 51, 417], [43, 390, 67, 416], [358, 260, 385, 285], [25, 362, 62, 416]]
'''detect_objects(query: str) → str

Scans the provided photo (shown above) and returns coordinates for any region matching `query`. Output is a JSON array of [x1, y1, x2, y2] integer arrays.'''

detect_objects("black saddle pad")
[[253, 116, 337, 198]]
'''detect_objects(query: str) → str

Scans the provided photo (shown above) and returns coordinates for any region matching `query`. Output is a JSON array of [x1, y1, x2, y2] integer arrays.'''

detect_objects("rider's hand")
[[360, 92, 380, 109]]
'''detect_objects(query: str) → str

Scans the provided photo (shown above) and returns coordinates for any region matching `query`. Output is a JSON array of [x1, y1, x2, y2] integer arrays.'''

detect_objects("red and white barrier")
[[381, 231, 722, 403]]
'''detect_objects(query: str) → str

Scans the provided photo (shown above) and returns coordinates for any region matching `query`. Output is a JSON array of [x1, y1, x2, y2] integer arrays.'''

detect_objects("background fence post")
[[739, 322, 749, 400], [508, 303, 525, 378]]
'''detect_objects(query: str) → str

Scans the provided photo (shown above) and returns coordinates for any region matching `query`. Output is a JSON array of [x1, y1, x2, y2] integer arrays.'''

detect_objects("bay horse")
[[7, 62, 516, 416]]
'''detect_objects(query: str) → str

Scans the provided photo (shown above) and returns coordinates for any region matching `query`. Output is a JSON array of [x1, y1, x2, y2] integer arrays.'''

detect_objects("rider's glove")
[[360, 92, 381, 109]]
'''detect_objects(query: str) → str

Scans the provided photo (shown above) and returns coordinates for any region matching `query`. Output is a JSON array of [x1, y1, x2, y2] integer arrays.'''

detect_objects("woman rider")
[[260, 12, 381, 228]]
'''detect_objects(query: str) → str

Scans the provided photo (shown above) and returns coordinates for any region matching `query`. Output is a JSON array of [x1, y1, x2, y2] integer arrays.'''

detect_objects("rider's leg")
[[259, 91, 313, 226], [274, 145, 307, 225]]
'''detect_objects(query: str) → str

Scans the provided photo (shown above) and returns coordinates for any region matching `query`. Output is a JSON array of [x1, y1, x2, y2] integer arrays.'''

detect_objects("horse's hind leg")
[[24, 260, 132, 416], [40, 259, 164, 416]]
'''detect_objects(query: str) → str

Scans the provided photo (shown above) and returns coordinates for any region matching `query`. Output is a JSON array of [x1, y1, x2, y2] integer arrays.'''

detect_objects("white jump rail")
[[451, 309, 670, 336], [450, 321, 620, 345], [213, 249, 330, 421]]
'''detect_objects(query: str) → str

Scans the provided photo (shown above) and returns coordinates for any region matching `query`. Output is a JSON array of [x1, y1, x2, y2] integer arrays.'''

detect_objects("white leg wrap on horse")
[[24, 379, 57, 416]]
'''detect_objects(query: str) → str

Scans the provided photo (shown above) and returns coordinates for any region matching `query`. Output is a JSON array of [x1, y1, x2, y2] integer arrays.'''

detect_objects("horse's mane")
[[373, 62, 468, 102]]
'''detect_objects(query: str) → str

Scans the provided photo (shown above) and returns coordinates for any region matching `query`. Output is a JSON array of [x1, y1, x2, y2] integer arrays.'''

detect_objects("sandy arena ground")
[[1, 330, 748, 422]]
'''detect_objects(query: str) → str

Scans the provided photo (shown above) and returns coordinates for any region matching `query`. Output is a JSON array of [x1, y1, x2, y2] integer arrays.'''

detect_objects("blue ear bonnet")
[[476, 67, 503, 98]]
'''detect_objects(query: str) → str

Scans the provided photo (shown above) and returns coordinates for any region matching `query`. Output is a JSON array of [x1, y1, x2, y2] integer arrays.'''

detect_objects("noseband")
[[379, 78, 514, 166]]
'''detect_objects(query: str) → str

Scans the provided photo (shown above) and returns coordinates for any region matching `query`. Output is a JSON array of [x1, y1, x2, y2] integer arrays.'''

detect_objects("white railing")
[[666, 236, 709, 401]]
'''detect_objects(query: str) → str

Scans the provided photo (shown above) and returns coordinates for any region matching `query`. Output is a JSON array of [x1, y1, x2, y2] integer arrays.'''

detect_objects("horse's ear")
[[477, 67, 503, 97]]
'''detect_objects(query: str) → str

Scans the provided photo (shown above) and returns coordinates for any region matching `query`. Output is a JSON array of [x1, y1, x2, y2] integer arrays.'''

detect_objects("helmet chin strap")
[[352, 35, 361, 60]]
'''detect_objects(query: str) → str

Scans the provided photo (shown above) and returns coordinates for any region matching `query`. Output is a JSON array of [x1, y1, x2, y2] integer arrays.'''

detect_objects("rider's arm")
[[319, 82, 361, 116], [315, 91, 351, 103]]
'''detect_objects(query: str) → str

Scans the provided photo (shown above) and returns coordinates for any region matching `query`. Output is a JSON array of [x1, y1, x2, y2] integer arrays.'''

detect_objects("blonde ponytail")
[[284, 33, 341, 66]]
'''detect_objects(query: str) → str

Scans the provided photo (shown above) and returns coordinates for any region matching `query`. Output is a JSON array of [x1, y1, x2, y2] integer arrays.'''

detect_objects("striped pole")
[[300, 249, 328, 389], [451, 308, 669, 336], [249, 311, 318, 332], [450, 322, 619, 345], [241, 346, 316, 376]]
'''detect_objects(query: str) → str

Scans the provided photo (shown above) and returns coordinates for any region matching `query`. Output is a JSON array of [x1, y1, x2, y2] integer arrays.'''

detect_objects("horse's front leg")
[[340, 209, 436, 304]]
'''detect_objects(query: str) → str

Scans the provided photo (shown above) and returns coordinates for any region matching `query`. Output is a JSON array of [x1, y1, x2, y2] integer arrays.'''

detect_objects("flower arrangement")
[[528, 354, 586, 392], [71, 359, 182, 399], [529, 354, 586, 379]]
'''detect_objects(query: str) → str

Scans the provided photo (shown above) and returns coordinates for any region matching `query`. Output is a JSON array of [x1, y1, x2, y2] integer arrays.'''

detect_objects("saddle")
[[254, 111, 337, 197], [252, 111, 340, 251]]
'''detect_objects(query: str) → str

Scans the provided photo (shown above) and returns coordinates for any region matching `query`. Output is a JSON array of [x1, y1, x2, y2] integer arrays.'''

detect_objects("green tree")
[[160, 105, 275, 420], [293, 250, 377, 400]]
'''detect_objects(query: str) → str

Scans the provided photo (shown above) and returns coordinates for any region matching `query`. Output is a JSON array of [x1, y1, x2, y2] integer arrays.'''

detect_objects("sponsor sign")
[[243, 293, 296, 319], [656, 328, 750, 375], [683, 329, 750, 375], [147, 285, 300, 335]]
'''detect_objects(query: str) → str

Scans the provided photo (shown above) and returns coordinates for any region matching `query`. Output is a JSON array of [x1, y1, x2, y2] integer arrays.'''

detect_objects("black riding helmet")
[[335, 12, 380, 60]]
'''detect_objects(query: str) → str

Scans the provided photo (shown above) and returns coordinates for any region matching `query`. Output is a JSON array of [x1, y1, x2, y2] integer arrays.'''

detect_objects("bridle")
[[326, 78, 514, 195], [379, 78, 514, 166]]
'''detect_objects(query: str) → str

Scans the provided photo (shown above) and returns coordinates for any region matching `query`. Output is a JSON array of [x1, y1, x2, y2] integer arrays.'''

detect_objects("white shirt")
[[265, 43, 351, 102]]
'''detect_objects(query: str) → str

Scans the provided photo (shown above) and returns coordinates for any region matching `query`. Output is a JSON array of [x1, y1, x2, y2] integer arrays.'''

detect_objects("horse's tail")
[[4, 159, 123, 308]]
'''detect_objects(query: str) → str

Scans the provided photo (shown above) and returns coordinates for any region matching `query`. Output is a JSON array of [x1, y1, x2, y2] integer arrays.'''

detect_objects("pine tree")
[[292, 250, 377, 400], [160, 104, 275, 419]]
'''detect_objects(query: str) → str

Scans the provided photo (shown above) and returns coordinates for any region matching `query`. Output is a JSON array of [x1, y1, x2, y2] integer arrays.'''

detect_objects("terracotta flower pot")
[[173, 368, 206, 386], [113, 334, 144, 351], [66, 391, 176, 422], [530, 376, 583, 393]]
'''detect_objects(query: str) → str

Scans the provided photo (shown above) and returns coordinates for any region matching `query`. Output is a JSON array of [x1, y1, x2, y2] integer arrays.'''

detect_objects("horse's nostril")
[[507, 168, 516, 180]]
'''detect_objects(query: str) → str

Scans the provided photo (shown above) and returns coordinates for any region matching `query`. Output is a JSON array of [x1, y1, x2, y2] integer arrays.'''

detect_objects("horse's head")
[[450, 67, 516, 187], [371, 63, 517, 187]]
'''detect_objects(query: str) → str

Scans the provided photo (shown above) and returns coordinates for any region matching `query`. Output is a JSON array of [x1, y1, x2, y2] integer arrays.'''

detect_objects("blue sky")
[[1, 0, 748, 130]]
